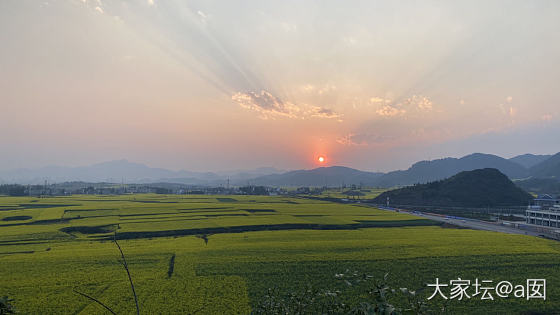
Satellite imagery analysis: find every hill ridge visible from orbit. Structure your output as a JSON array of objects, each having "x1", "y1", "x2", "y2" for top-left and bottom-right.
[{"x1": 372, "y1": 168, "x2": 533, "y2": 207}]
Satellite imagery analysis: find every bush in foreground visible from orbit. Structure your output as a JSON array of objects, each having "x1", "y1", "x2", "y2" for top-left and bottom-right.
[{"x1": 0, "y1": 296, "x2": 16, "y2": 314}]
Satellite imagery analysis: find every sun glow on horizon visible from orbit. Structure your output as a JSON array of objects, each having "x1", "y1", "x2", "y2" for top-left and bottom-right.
[{"x1": 1, "y1": 1, "x2": 559, "y2": 172}]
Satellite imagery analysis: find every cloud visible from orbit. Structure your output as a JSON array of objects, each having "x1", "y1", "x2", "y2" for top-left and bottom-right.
[
  {"x1": 404, "y1": 95, "x2": 433, "y2": 111},
  {"x1": 300, "y1": 84, "x2": 336, "y2": 95},
  {"x1": 308, "y1": 106, "x2": 342, "y2": 120},
  {"x1": 342, "y1": 94, "x2": 442, "y2": 147},
  {"x1": 498, "y1": 104, "x2": 506, "y2": 115},
  {"x1": 336, "y1": 133, "x2": 393, "y2": 146},
  {"x1": 371, "y1": 94, "x2": 432, "y2": 117},
  {"x1": 317, "y1": 85, "x2": 336, "y2": 95},
  {"x1": 498, "y1": 103, "x2": 518, "y2": 125},
  {"x1": 232, "y1": 90, "x2": 341, "y2": 120},
  {"x1": 376, "y1": 105, "x2": 406, "y2": 117},
  {"x1": 509, "y1": 107, "x2": 517, "y2": 117},
  {"x1": 301, "y1": 84, "x2": 315, "y2": 92},
  {"x1": 197, "y1": 10, "x2": 208, "y2": 24},
  {"x1": 369, "y1": 97, "x2": 390, "y2": 104},
  {"x1": 147, "y1": 0, "x2": 154, "y2": 6},
  {"x1": 336, "y1": 134, "x2": 366, "y2": 146},
  {"x1": 233, "y1": 90, "x2": 294, "y2": 118},
  {"x1": 79, "y1": 0, "x2": 103, "y2": 13}
]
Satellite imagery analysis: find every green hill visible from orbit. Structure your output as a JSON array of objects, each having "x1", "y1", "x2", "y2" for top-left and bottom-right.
[{"x1": 372, "y1": 168, "x2": 533, "y2": 207}]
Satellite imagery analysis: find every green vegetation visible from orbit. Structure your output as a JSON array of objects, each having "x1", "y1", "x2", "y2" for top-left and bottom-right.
[
  {"x1": 0, "y1": 296, "x2": 16, "y2": 314},
  {"x1": 1, "y1": 194, "x2": 558, "y2": 314},
  {"x1": 373, "y1": 168, "x2": 534, "y2": 207},
  {"x1": 0, "y1": 185, "x2": 26, "y2": 197},
  {"x1": 252, "y1": 272, "x2": 448, "y2": 314},
  {"x1": 318, "y1": 187, "x2": 387, "y2": 200}
]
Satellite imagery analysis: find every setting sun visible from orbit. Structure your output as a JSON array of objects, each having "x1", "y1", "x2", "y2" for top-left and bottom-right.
[{"x1": 2, "y1": 2, "x2": 560, "y2": 313}]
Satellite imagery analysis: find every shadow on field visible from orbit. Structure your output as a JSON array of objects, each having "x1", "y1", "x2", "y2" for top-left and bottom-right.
[
  {"x1": 2, "y1": 215, "x2": 32, "y2": 221},
  {"x1": 71, "y1": 219, "x2": 441, "y2": 240},
  {"x1": 60, "y1": 225, "x2": 115, "y2": 234}
]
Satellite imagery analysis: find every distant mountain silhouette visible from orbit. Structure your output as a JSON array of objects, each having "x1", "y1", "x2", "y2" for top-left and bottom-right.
[
  {"x1": 0, "y1": 160, "x2": 284, "y2": 185},
  {"x1": 510, "y1": 154, "x2": 552, "y2": 168},
  {"x1": 530, "y1": 152, "x2": 560, "y2": 179},
  {"x1": 3, "y1": 152, "x2": 559, "y2": 187},
  {"x1": 517, "y1": 152, "x2": 560, "y2": 195},
  {"x1": 373, "y1": 153, "x2": 529, "y2": 187},
  {"x1": 251, "y1": 153, "x2": 556, "y2": 188},
  {"x1": 373, "y1": 168, "x2": 533, "y2": 207},
  {"x1": 248, "y1": 166, "x2": 383, "y2": 187}
]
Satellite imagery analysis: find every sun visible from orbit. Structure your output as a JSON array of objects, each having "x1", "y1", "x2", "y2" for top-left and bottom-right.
[{"x1": 318, "y1": 156, "x2": 325, "y2": 163}]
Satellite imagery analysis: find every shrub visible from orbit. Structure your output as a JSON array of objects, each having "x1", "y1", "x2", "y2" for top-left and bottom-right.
[
  {"x1": 0, "y1": 296, "x2": 16, "y2": 314},
  {"x1": 253, "y1": 272, "x2": 448, "y2": 314}
]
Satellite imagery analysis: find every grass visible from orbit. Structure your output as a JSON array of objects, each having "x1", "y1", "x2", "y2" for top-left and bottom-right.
[{"x1": 0, "y1": 194, "x2": 559, "y2": 314}]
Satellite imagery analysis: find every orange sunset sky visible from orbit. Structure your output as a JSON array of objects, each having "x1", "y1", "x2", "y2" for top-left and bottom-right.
[{"x1": 1, "y1": 0, "x2": 559, "y2": 172}]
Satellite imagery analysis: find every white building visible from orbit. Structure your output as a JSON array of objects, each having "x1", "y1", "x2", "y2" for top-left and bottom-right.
[{"x1": 526, "y1": 194, "x2": 560, "y2": 227}]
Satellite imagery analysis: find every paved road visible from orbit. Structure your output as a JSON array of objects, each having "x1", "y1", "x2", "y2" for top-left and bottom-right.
[
  {"x1": 417, "y1": 212, "x2": 541, "y2": 237},
  {"x1": 372, "y1": 206, "x2": 543, "y2": 238}
]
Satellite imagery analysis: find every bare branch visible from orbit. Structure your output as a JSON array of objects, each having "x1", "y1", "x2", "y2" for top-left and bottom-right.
[
  {"x1": 114, "y1": 231, "x2": 140, "y2": 315},
  {"x1": 73, "y1": 288, "x2": 117, "y2": 315}
]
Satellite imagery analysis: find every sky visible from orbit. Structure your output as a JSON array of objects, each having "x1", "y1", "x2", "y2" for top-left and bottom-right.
[{"x1": 1, "y1": 0, "x2": 559, "y2": 172}]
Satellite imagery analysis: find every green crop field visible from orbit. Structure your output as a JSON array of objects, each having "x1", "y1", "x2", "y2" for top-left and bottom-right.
[
  {"x1": 317, "y1": 187, "x2": 387, "y2": 199},
  {"x1": 1, "y1": 194, "x2": 559, "y2": 314}
]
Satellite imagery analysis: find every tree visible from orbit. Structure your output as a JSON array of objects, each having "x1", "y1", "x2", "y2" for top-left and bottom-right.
[{"x1": 0, "y1": 185, "x2": 26, "y2": 196}]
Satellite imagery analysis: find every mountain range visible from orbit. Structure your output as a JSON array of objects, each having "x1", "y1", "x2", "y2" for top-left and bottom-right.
[
  {"x1": 1, "y1": 152, "x2": 559, "y2": 188},
  {"x1": 371, "y1": 153, "x2": 529, "y2": 187},
  {"x1": 249, "y1": 166, "x2": 383, "y2": 187},
  {"x1": 0, "y1": 160, "x2": 284, "y2": 186},
  {"x1": 248, "y1": 152, "x2": 559, "y2": 188},
  {"x1": 528, "y1": 152, "x2": 560, "y2": 179},
  {"x1": 509, "y1": 154, "x2": 552, "y2": 168}
]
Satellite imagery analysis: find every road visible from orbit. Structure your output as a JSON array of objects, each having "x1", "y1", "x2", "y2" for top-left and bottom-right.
[{"x1": 371, "y1": 206, "x2": 543, "y2": 238}]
